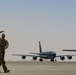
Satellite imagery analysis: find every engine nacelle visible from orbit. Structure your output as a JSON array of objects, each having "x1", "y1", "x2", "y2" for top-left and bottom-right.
[
  {"x1": 60, "y1": 56, "x2": 65, "y2": 60},
  {"x1": 22, "y1": 56, "x2": 26, "y2": 59},
  {"x1": 67, "y1": 56, "x2": 72, "y2": 60},
  {"x1": 33, "y1": 56, "x2": 37, "y2": 60},
  {"x1": 39, "y1": 58, "x2": 43, "y2": 62}
]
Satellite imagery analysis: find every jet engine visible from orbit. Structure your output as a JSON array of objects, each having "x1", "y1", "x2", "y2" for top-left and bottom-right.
[
  {"x1": 33, "y1": 56, "x2": 37, "y2": 60},
  {"x1": 67, "y1": 56, "x2": 72, "y2": 60},
  {"x1": 39, "y1": 58, "x2": 43, "y2": 62},
  {"x1": 60, "y1": 56, "x2": 65, "y2": 60},
  {"x1": 22, "y1": 56, "x2": 26, "y2": 59}
]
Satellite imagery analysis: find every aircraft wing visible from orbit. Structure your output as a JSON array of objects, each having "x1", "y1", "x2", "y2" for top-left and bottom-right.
[
  {"x1": 63, "y1": 49, "x2": 76, "y2": 52},
  {"x1": 29, "y1": 52, "x2": 48, "y2": 58},
  {"x1": 12, "y1": 54, "x2": 47, "y2": 58},
  {"x1": 12, "y1": 54, "x2": 35, "y2": 57},
  {"x1": 56, "y1": 54, "x2": 75, "y2": 57},
  {"x1": 34, "y1": 55, "x2": 47, "y2": 58},
  {"x1": 0, "y1": 31, "x2": 4, "y2": 33}
]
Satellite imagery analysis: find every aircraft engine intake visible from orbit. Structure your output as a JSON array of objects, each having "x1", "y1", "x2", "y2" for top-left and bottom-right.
[
  {"x1": 22, "y1": 56, "x2": 26, "y2": 59},
  {"x1": 60, "y1": 56, "x2": 65, "y2": 60},
  {"x1": 67, "y1": 56, "x2": 72, "y2": 60},
  {"x1": 39, "y1": 58, "x2": 43, "y2": 62},
  {"x1": 33, "y1": 56, "x2": 37, "y2": 60}
]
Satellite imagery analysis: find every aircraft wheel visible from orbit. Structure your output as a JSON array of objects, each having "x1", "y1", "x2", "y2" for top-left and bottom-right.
[{"x1": 50, "y1": 58, "x2": 54, "y2": 62}]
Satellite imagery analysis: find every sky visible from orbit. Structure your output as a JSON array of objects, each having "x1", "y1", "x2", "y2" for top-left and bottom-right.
[{"x1": 0, "y1": 0, "x2": 76, "y2": 61}]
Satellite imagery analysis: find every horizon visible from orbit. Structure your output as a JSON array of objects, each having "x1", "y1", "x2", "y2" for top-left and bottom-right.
[{"x1": 0, "y1": 0, "x2": 76, "y2": 61}]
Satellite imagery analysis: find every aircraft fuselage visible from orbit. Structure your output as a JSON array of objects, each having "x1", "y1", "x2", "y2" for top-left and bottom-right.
[{"x1": 38, "y1": 51, "x2": 56, "y2": 59}]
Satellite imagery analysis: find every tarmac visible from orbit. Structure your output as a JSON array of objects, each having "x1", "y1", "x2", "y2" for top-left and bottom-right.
[{"x1": 0, "y1": 61, "x2": 76, "y2": 75}]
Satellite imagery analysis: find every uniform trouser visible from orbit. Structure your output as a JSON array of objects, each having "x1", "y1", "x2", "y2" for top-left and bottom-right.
[{"x1": 0, "y1": 52, "x2": 7, "y2": 72}]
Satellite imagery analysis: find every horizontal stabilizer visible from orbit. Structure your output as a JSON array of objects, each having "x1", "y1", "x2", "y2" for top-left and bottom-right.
[{"x1": 29, "y1": 52, "x2": 39, "y2": 54}]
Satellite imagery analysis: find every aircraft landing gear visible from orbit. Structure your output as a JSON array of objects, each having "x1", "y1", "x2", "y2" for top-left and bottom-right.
[{"x1": 50, "y1": 58, "x2": 54, "y2": 62}]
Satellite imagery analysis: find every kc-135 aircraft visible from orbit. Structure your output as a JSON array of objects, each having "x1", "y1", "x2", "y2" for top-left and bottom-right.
[
  {"x1": 63, "y1": 49, "x2": 76, "y2": 52},
  {"x1": 12, "y1": 41, "x2": 75, "y2": 62}
]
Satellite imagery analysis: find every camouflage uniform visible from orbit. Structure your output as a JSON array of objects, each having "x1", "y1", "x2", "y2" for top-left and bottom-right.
[{"x1": 0, "y1": 37, "x2": 9, "y2": 72}]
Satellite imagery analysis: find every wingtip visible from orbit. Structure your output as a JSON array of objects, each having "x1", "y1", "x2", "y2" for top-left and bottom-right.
[{"x1": 0, "y1": 31, "x2": 4, "y2": 33}]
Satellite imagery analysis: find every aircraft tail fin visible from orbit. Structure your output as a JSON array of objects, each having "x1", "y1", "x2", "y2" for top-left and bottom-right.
[{"x1": 39, "y1": 41, "x2": 42, "y2": 53}]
